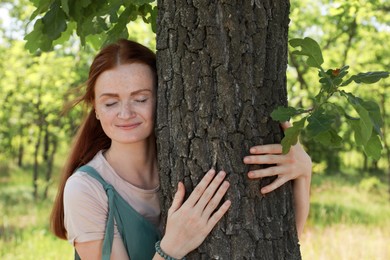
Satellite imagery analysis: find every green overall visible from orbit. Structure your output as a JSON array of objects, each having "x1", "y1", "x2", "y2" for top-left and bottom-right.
[{"x1": 74, "y1": 165, "x2": 161, "y2": 260}]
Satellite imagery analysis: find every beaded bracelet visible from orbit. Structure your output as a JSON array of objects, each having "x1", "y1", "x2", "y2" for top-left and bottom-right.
[{"x1": 155, "y1": 240, "x2": 186, "y2": 260}]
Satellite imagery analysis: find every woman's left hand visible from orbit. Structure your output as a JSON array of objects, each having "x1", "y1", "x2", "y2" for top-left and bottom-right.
[{"x1": 243, "y1": 122, "x2": 312, "y2": 194}]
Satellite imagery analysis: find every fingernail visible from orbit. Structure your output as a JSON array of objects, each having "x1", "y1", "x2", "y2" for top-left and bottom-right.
[
  {"x1": 218, "y1": 171, "x2": 226, "y2": 177},
  {"x1": 208, "y1": 169, "x2": 216, "y2": 176},
  {"x1": 248, "y1": 172, "x2": 255, "y2": 178}
]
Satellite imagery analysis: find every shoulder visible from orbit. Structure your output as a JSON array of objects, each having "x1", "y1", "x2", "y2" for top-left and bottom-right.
[
  {"x1": 64, "y1": 169, "x2": 108, "y2": 213},
  {"x1": 64, "y1": 150, "x2": 107, "y2": 198},
  {"x1": 64, "y1": 171, "x2": 109, "y2": 244}
]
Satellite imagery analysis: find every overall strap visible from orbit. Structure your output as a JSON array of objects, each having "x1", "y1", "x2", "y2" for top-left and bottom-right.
[
  {"x1": 77, "y1": 165, "x2": 115, "y2": 260},
  {"x1": 75, "y1": 165, "x2": 161, "y2": 259}
]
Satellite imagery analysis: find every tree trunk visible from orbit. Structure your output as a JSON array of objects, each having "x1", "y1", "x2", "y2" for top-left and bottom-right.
[
  {"x1": 43, "y1": 134, "x2": 58, "y2": 199},
  {"x1": 156, "y1": 0, "x2": 300, "y2": 259},
  {"x1": 17, "y1": 132, "x2": 24, "y2": 167},
  {"x1": 33, "y1": 82, "x2": 43, "y2": 200},
  {"x1": 33, "y1": 116, "x2": 43, "y2": 199}
]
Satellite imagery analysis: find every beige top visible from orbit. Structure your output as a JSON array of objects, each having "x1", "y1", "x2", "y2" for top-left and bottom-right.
[{"x1": 63, "y1": 150, "x2": 161, "y2": 245}]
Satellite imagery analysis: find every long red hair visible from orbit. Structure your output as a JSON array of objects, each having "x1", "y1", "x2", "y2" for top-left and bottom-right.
[{"x1": 50, "y1": 39, "x2": 157, "y2": 239}]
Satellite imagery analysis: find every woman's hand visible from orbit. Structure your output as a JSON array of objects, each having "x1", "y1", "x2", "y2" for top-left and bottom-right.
[
  {"x1": 158, "y1": 169, "x2": 231, "y2": 259},
  {"x1": 243, "y1": 122, "x2": 312, "y2": 194},
  {"x1": 243, "y1": 121, "x2": 312, "y2": 237}
]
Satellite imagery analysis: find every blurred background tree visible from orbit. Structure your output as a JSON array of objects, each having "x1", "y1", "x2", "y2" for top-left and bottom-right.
[
  {"x1": 2, "y1": 0, "x2": 387, "y2": 195},
  {"x1": 287, "y1": 0, "x2": 389, "y2": 176}
]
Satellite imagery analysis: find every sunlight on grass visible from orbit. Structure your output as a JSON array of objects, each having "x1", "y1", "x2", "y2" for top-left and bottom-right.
[
  {"x1": 301, "y1": 225, "x2": 390, "y2": 260},
  {"x1": 300, "y1": 173, "x2": 390, "y2": 259},
  {"x1": 1, "y1": 229, "x2": 73, "y2": 260},
  {"x1": 1, "y1": 161, "x2": 389, "y2": 259}
]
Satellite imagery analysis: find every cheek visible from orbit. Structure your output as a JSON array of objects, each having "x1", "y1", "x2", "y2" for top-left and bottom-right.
[{"x1": 96, "y1": 107, "x2": 117, "y2": 122}]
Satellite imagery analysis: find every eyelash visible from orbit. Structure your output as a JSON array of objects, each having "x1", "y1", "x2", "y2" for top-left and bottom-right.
[
  {"x1": 105, "y1": 98, "x2": 147, "y2": 107},
  {"x1": 105, "y1": 102, "x2": 117, "y2": 107}
]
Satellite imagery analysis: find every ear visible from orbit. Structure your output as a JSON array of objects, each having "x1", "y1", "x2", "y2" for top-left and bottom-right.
[{"x1": 95, "y1": 109, "x2": 100, "y2": 120}]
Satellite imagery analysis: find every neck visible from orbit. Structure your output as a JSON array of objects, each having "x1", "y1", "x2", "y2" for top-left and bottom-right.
[{"x1": 105, "y1": 136, "x2": 158, "y2": 189}]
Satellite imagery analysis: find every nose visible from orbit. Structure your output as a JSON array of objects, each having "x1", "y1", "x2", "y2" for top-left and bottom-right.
[{"x1": 117, "y1": 103, "x2": 136, "y2": 119}]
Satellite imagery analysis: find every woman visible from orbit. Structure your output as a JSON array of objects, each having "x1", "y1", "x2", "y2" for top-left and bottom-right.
[{"x1": 50, "y1": 39, "x2": 311, "y2": 259}]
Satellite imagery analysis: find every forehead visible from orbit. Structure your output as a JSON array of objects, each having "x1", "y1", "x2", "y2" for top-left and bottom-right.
[{"x1": 95, "y1": 63, "x2": 155, "y2": 94}]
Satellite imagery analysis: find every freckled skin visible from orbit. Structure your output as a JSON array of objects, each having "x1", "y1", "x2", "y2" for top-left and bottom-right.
[{"x1": 94, "y1": 63, "x2": 157, "y2": 146}]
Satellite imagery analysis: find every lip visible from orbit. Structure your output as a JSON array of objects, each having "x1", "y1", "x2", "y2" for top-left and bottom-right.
[{"x1": 116, "y1": 122, "x2": 142, "y2": 129}]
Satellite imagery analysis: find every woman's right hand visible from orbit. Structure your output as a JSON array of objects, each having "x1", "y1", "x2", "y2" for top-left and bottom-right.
[{"x1": 159, "y1": 169, "x2": 231, "y2": 259}]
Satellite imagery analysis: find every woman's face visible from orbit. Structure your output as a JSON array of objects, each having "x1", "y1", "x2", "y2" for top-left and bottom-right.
[{"x1": 94, "y1": 63, "x2": 156, "y2": 146}]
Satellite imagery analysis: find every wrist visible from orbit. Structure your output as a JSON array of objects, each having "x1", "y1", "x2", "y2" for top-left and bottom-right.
[{"x1": 156, "y1": 240, "x2": 186, "y2": 260}]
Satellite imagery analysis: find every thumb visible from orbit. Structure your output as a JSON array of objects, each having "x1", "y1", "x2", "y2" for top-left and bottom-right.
[{"x1": 168, "y1": 182, "x2": 185, "y2": 214}]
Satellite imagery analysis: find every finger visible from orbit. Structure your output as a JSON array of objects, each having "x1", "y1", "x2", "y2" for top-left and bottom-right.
[
  {"x1": 280, "y1": 121, "x2": 292, "y2": 130},
  {"x1": 280, "y1": 122, "x2": 304, "y2": 146},
  {"x1": 185, "y1": 169, "x2": 216, "y2": 207},
  {"x1": 168, "y1": 182, "x2": 185, "y2": 215},
  {"x1": 248, "y1": 144, "x2": 283, "y2": 155},
  {"x1": 202, "y1": 180, "x2": 230, "y2": 217},
  {"x1": 206, "y1": 200, "x2": 231, "y2": 231},
  {"x1": 195, "y1": 171, "x2": 227, "y2": 211},
  {"x1": 244, "y1": 154, "x2": 287, "y2": 165},
  {"x1": 247, "y1": 165, "x2": 289, "y2": 179},
  {"x1": 260, "y1": 177, "x2": 289, "y2": 194}
]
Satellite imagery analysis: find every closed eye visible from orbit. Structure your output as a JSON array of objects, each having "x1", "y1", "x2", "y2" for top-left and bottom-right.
[
  {"x1": 135, "y1": 98, "x2": 148, "y2": 103},
  {"x1": 105, "y1": 102, "x2": 117, "y2": 107}
]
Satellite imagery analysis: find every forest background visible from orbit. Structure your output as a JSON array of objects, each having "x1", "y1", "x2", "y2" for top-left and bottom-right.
[{"x1": 0, "y1": 0, "x2": 389, "y2": 259}]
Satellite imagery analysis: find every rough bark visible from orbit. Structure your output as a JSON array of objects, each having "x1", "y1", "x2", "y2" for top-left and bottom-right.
[{"x1": 156, "y1": 0, "x2": 300, "y2": 259}]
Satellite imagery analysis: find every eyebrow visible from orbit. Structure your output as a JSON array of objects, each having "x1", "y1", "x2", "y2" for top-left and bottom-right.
[{"x1": 98, "y1": 88, "x2": 152, "y2": 98}]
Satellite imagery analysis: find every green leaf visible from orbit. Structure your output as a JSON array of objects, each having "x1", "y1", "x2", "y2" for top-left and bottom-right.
[
  {"x1": 306, "y1": 110, "x2": 334, "y2": 137},
  {"x1": 124, "y1": 0, "x2": 155, "y2": 4},
  {"x1": 289, "y1": 37, "x2": 324, "y2": 69},
  {"x1": 85, "y1": 33, "x2": 107, "y2": 50},
  {"x1": 79, "y1": 0, "x2": 92, "y2": 8},
  {"x1": 313, "y1": 129, "x2": 342, "y2": 147},
  {"x1": 343, "y1": 92, "x2": 373, "y2": 145},
  {"x1": 61, "y1": 0, "x2": 70, "y2": 16},
  {"x1": 306, "y1": 109, "x2": 342, "y2": 147},
  {"x1": 355, "y1": 104, "x2": 373, "y2": 145},
  {"x1": 319, "y1": 76, "x2": 332, "y2": 91},
  {"x1": 24, "y1": 19, "x2": 53, "y2": 52},
  {"x1": 29, "y1": 0, "x2": 52, "y2": 20},
  {"x1": 109, "y1": 9, "x2": 119, "y2": 23},
  {"x1": 349, "y1": 119, "x2": 367, "y2": 146},
  {"x1": 363, "y1": 134, "x2": 382, "y2": 160},
  {"x1": 52, "y1": 21, "x2": 76, "y2": 46},
  {"x1": 281, "y1": 117, "x2": 307, "y2": 154},
  {"x1": 150, "y1": 6, "x2": 157, "y2": 32},
  {"x1": 271, "y1": 106, "x2": 303, "y2": 122},
  {"x1": 341, "y1": 71, "x2": 389, "y2": 86},
  {"x1": 42, "y1": 1, "x2": 67, "y2": 40},
  {"x1": 105, "y1": 5, "x2": 137, "y2": 42},
  {"x1": 362, "y1": 101, "x2": 383, "y2": 136}
]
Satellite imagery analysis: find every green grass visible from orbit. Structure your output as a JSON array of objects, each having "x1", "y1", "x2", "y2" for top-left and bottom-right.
[
  {"x1": 1, "y1": 162, "x2": 389, "y2": 259},
  {"x1": 0, "y1": 197, "x2": 74, "y2": 259},
  {"x1": 0, "y1": 163, "x2": 73, "y2": 259},
  {"x1": 301, "y1": 173, "x2": 390, "y2": 260},
  {"x1": 308, "y1": 173, "x2": 390, "y2": 226}
]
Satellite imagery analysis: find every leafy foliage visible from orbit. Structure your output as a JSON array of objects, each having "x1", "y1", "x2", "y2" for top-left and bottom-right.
[
  {"x1": 24, "y1": 0, "x2": 156, "y2": 52},
  {"x1": 272, "y1": 37, "x2": 388, "y2": 160},
  {"x1": 10, "y1": 0, "x2": 390, "y2": 172}
]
